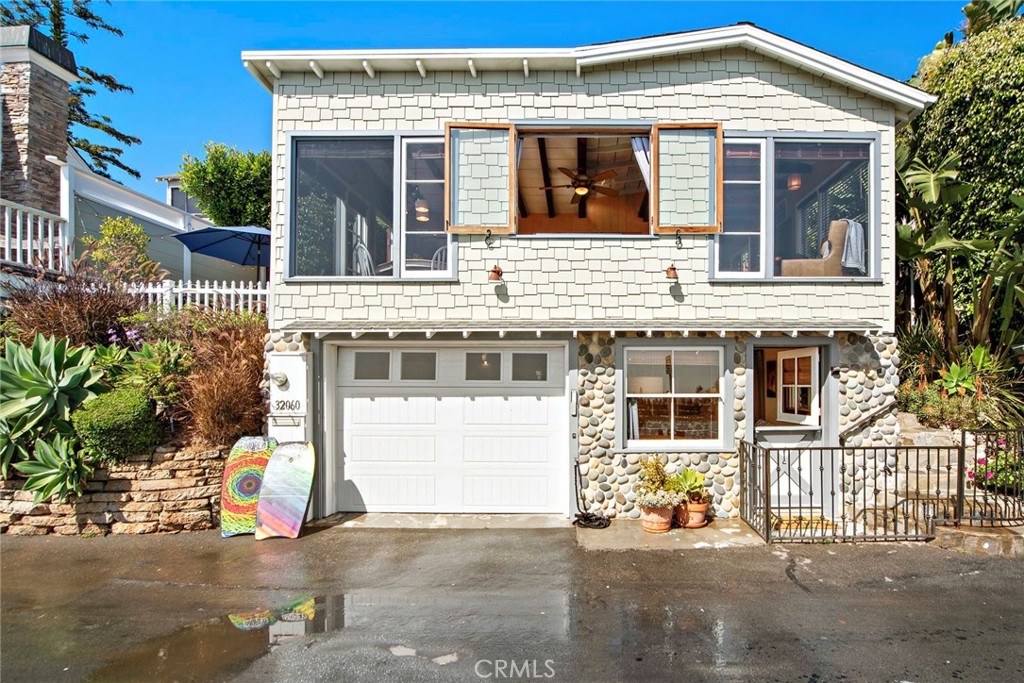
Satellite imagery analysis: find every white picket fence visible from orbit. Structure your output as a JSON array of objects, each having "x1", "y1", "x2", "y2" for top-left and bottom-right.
[{"x1": 130, "y1": 279, "x2": 268, "y2": 314}]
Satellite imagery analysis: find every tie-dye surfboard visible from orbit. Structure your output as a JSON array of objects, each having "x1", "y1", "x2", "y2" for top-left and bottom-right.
[
  {"x1": 220, "y1": 436, "x2": 278, "y2": 537},
  {"x1": 254, "y1": 442, "x2": 315, "y2": 540}
]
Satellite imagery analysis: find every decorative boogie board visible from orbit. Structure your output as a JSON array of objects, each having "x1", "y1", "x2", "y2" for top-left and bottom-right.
[
  {"x1": 255, "y1": 442, "x2": 315, "y2": 540},
  {"x1": 220, "y1": 436, "x2": 278, "y2": 537}
]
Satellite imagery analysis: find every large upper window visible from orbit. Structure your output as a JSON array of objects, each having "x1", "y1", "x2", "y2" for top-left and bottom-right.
[
  {"x1": 624, "y1": 348, "x2": 725, "y2": 449},
  {"x1": 290, "y1": 137, "x2": 450, "y2": 278},
  {"x1": 714, "y1": 138, "x2": 874, "y2": 279}
]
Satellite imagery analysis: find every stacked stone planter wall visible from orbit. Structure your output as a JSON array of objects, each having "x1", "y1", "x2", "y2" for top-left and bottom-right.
[{"x1": 0, "y1": 446, "x2": 228, "y2": 536}]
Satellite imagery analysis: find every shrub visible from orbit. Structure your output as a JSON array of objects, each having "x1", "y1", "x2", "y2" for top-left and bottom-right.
[
  {"x1": 82, "y1": 216, "x2": 167, "y2": 283},
  {"x1": 122, "y1": 341, "x2": 193, "y2": 413},
  {"x1": 1, "y1": 268, "x2": 146, "y2": 347},
  {"x1": 970, "y1": 437, "x2": 1022, "y2": 490},
  {"x1": 0, "y1": 335, "x2": 103, "y2": 476},
  {"x1": 634, "y1": 458, "x2": 669, "y2": 496},
  {"x1": 898, "y1": 383, "x2": 982, "y2": 430},
  {"x1": 72, "y1": 386, "x2": 160, "y2": 463},
  {"x1": 183, "y1": 311, "x2": 267, "y2": 447},
  {"x1": 13, "y1": 434, "x2": 91, "y2": 503}
]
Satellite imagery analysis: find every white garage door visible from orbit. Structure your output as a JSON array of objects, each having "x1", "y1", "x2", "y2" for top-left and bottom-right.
[{"x1": 335, "y1": 344, "x2": 569, "y2": 513}]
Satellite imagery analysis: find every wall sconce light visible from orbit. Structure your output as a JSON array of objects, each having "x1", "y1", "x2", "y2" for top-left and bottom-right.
[
  {"x1": 269, "y1": 372, "x2": 288, "y2": 387},
  {"x1": 488, "y1": 265, "x2": 504, "y2": 282},
  {"x1": 787, "y1": 173, "x2": 802, "y2": 191},
  {"x1": 665, "y1": 264, "x2": 678, "y2": 280}
]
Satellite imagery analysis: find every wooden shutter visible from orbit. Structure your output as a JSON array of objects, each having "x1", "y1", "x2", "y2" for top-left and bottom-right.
[
  {"x1": 445, "y1": 122, "x2": 517, "y2": 235},
  {"x1": 651, "y1": 122, "x2": 723, "y2": 234}
]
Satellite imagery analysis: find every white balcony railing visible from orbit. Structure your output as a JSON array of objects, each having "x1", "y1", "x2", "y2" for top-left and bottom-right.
[{"x1": 0, "y1": 199, "x2": 70, "y2": 273}]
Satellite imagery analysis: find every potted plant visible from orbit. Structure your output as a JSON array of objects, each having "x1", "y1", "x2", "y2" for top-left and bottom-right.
[
  {"x1": 667, "y1": 469, "x2": 711, "y2": 528},
  {"x1": 634, "y1": 458, "x2": 680, "y2": 534}
]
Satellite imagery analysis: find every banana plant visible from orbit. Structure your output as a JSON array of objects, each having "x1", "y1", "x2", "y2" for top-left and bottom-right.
[{"x1": 13, "y1": 435, "x2": 91, "y2": 503}]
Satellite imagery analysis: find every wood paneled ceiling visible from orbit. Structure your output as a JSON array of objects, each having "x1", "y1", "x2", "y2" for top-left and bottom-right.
[{"x1": 518, "y1": 135, "x2": 646, "y2": 216}]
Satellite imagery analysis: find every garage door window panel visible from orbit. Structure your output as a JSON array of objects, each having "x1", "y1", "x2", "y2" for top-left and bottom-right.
[
  {"x1": 400, "y1": 352, "x2": 437, "y2": 381},
  {"x1": 353, "y1": 351, "x2": 391, "y2": 381},
  {"x1": 465, "y1": 352, "x2": 502, "y2": 381},
  {"x1": 512, "y1": 353, "x2": 548, "y2": 382}
]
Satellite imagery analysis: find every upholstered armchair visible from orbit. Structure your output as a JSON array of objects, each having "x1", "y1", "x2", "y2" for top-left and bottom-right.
[{"x1": 780, "y1": 220, "x2": 848, "y2": 277}]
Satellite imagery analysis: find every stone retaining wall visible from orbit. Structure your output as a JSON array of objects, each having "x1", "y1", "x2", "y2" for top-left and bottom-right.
[{"x1": 0, "y1": 446, "x2": 228, "y2": 536}]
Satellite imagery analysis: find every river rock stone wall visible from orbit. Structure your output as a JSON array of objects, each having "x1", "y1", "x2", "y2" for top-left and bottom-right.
[
  {"x1": 0, "y1": 446, "x2": 228, "y2": 536},
  {"x1": 837, "y1": 333, "x2": 901, "y2": 505},
  {"x1": 576, "y1": 332, "x2": 744, "y2": 520}
]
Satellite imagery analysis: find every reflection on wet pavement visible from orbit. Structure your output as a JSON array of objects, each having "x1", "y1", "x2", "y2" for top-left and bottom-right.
[{"x1": 86, "y1": 595, "x2": 346, "y2": 682}]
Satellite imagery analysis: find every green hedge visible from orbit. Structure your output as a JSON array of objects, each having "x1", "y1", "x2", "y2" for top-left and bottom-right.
[{"x1": 71, "y1": 386, "x2": 161, "y2": 463}]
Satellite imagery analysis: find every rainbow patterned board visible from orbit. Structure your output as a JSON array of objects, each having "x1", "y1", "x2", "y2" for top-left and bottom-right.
[
  {"x1": 220, "y1": 436, "x2": 278, "y2": 537},
  {"x1": 255, "y1": 442, "x2": 315, "y2": 540}
]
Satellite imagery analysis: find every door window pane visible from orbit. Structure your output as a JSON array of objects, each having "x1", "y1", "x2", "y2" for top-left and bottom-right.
[
  {"x1": 465, "y1": 352, "x2": 501, "y2": 381},
  {"x1": 400, "y1": 352, "x2": 436, "y2": 381},
  {"x1": 354, "y1": 351, "x2": 390, "y2": 380},
  {"x1": 292, "y1": 138, "x2": 394, "y2": 277},
  {"x1": 512, "y1": 353, "x2": 547, "y2": 381}
]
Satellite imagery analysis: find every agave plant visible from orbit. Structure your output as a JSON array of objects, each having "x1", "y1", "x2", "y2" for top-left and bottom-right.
[
  {"x1": 13, "y1": 435, "x2": 91, "y2": 503},
  {"x1": 0, "y1": 334, "x2": 102, "y2": 475}
]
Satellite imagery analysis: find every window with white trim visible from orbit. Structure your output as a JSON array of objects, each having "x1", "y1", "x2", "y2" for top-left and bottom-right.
[
  {"x1": 715, "y1": 140, "x2": 765, "y2": 276},
  {"x1": 776, "y1": 347, "x2": 819, "y2": 425},
  {"x1": 289, "y1": 136, "x2": 452, "y2": 278},
  {"x1": 624, "y1": 348, "x2": 725, "y2": 448}
]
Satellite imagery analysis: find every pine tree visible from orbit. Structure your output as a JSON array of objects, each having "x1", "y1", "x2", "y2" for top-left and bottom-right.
[{"x1": 1, "y1": 0, "x2": 141, "y2": 179}]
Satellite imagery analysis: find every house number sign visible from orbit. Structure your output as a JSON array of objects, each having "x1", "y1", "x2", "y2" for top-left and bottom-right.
[{"x1": 267, "y1": 352, "x2": 309, "y2": 417}]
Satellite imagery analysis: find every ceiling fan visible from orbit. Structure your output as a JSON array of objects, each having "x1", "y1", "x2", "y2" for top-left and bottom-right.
[{"x1": 541, "y1": 167, "x2": 619, "y2": 204}]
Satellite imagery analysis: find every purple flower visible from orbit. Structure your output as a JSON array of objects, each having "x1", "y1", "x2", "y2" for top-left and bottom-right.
[
  {"x1": 967, "y1": 470, "x2": 975, "y2": 480},
  {"x1": 976, "y1": 457, "x2": 987, "y2": 466},
  {"x1": 986, "y1": 471, "x2": 995, "y2": 480}
]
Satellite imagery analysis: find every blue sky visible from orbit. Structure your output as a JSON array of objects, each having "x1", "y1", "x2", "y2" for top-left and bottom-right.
[{"x1": 76, "y1": 1, "x2": 966, "y2": 199}]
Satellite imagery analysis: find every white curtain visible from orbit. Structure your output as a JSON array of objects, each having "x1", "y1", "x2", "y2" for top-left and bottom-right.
[
  {"x1": 627, "y1": 398, "x2": 639, "y2": 440},
  {"x1": 631, "y1": 137, "x2": 651, "y2": 190}
]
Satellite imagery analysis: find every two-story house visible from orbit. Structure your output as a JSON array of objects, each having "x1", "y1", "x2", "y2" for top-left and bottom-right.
[{"x1": 245, "y1": 24, "x2": 934, "y2": 522}]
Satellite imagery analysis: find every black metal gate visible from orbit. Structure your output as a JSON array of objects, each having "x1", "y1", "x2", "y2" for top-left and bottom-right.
[{"x1": 739, "y1": 429, "x2": 1024, "y2": 543}]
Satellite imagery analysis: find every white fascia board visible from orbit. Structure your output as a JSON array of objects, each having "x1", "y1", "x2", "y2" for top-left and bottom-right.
[
  {"x1": 240, "y1": 24, "x2": 934, "y2": 114},
  {"x1": 72, "y1": 168, "x2": 213, "y2": 232},
  {"x1": 575, "y1": 25, "x2": 935, "y2": 113}
]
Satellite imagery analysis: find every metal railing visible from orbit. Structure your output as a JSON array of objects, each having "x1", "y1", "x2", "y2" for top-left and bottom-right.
[
  {"x1": 959, "y1": 429, "x2": 1024, "y2": 527},
  {"x1": 0, "y1": 199, "x2": 70, "y2": 274},
  {"x1": 741, "y1": 441, "x2": 963, "y2": 542}
]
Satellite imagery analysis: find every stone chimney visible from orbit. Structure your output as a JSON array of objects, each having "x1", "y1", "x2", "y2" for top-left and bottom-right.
[{"x1": 0, "y1": 26, "x2": 78, "y2": 214}]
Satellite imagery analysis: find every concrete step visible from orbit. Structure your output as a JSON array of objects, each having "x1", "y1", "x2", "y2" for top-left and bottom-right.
[{"x1": 930, "y1": 525, "x2": 1024, "y2": 557}]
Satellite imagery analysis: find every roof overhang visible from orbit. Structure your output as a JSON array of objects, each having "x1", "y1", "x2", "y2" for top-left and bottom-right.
[
  {"x1": 279, "y1": 319, "x2": 889, "y2": 339},
  {"x1": 242, "y1": 23, "x2": 934, "y2": 120}
]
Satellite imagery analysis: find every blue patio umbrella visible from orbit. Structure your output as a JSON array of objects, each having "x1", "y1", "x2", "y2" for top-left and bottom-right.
[{"x1": 173, "y1": 226, "x2": 271, "y2": 277}]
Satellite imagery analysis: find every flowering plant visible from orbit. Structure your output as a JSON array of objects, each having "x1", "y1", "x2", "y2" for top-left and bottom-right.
[
  {"x1": 635, "y1": 489, "x2": 681, "y2": 509},
  {"x1": 969, "y1": 438, "x2": 1021, "y2": 490}
]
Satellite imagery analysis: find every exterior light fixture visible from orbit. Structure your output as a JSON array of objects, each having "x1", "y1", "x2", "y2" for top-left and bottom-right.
[
  {"x1": 488, "y1": 265, "x2": 504, "y2": 282},
  {"x1": 665, "y1": 264, "x2": 678, "y2": 280},
  {"x1": 787, "y1": 173, "x2": 802, "y2": 191}
]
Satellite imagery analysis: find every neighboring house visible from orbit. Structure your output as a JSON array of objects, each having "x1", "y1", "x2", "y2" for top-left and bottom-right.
[
  {"x1": 0, "y1": 25, "x2": 257, "y2": 284},
  {"x1": 245, "y1": 23, "x2": 934, "y2": 520},
  {"x1": 155, "y1": 173, "x2": 205, "y2": 217}
]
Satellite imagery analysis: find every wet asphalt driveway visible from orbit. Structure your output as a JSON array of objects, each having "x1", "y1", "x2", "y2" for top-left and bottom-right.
[{"x1": 2, "y1": 526, "x2": 1022, "y2": 682}]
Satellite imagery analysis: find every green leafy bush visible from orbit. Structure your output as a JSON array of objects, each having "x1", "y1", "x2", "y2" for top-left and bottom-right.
[
  {"x1": 71, "y1": 386, "x2": 160, "y2": 463},
  {"x1": 122, "y1": 341, "x2": 193, "y2": 411},
  {"x1": 0, "y1": 335, "x2": 103, "y2": 476},
  {"x1": 970, "y1": 436, "x2": 1022, "y2": 490},
  {"x1": 13, "y1": 435, "x2": 91, "y2": 503}
]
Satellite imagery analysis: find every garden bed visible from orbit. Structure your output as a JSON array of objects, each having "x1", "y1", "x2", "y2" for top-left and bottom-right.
[{"x1": 0, "y1": 444, "x2": 228, "y2": 535}]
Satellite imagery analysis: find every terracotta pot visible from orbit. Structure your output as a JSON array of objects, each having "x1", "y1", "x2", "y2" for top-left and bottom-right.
[
  {"x1": 674, "y1": 504, "x2": 688, "y2": 528},
  {"x1": 639, "y1": 505, "x2": 673, "y2": 533},
  {"x1": 684, "y1": 501, "x2": 710, "y2": 528}
]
